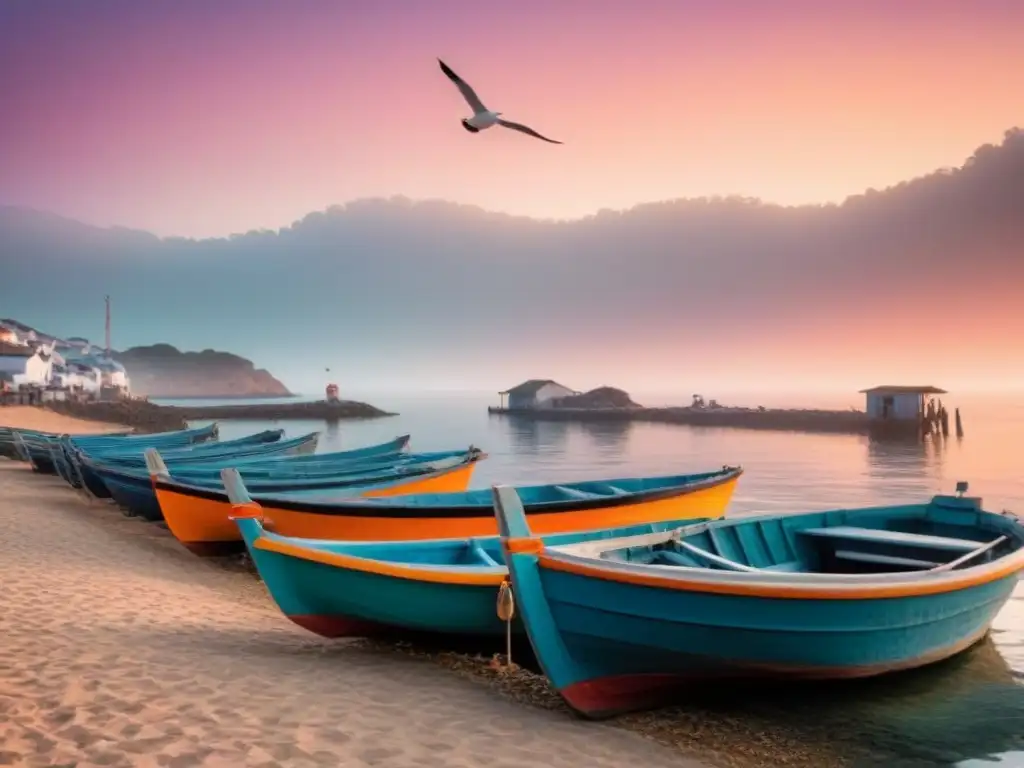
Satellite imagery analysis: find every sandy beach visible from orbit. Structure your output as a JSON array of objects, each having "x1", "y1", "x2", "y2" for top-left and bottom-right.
[
  {"x1": 0, "y1": 408, "x2": 708, "y2": 768},
  {"x1": 0, "y1": 405, "x2": 130, "y2": 435}
]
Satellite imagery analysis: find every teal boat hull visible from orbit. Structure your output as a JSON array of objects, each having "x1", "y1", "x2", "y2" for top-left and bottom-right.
[
  {"x1": 234, "y1": 516, "x2": 708, "y2": 639},
  {"x1": 495, "y1": 489, "x2": 1024, "y2": 718}
]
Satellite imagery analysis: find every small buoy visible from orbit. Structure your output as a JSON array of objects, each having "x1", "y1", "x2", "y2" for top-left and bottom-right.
[{"x1": 496, "y1": 580, "x2": 516, "y2": 668}]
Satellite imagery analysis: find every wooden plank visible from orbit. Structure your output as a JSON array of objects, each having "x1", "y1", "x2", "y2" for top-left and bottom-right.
[
  {"x1": 553, "y1": 485, "x2": 603, "y2": 501},
  {"x1": 799, "y1": 526, "x2": 980, "y2": 552},
  {"x1": 834, "y1": 549, "x2": 939, "y2": 570},
  {"x1": 469, "y1": 540, "x2": 501, "y2": 567},
  {"x1": 929, "y1": 535, "x2": 1008, "y2": 573},
  {"x1": 673, "y1": 539, "x2": 760, "y2": 572}
]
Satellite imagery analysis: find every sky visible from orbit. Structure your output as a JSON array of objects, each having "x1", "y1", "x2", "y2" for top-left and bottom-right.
[{"x1": 2, "y1": 0, "x2": 1023, "y2": 238}]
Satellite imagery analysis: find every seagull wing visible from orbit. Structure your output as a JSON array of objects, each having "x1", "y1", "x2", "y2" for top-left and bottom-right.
[
  {"x1": 496, "y1": 118, "x2": 563, "y2": 144},
  {"x1": 438, "y1": 59, "x2": 487, "y2": 114}
]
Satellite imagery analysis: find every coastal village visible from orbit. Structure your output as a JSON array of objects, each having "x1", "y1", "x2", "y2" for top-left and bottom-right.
[{"x1": 0, "y1": 318, "x2": 131, "y2": 403}]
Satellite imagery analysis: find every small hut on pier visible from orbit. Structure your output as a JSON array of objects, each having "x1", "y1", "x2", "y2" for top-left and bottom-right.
[{"x1": 860, "y1": 385, "x2": 950, "y2": 434}]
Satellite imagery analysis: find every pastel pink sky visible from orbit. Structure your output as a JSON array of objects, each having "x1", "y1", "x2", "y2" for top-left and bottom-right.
[{"x1": 1, "y1": 0, "x2": 1022, "y2": 238}]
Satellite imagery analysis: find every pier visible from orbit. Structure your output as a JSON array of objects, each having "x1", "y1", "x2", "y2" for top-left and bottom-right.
[{"x1": 489, "y1": 382, "x2": 963, "y2": 436}]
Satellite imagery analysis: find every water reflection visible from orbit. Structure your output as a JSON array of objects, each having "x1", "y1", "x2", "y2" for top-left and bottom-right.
[
  {"x1": 864, "y1": 432, "x2": 947, "y2": 497},
  {"x1": 504, "y1": 415, "x2": 570, "y2": 455},
  {"x1": 575, "y1": 419, "x2": 633, "y2": 454},
  {"x1": 664, "y1": 637, "x2": 1024, "y2": 767}
]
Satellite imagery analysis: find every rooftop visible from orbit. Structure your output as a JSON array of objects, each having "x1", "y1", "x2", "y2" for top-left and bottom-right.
[
  {"x1": 500, "y1": 379, "x2": 571, "y2": 396},
  {"x1": 859, "y1": 385, "x2": 947, "y2": 395},
  {"x1": 0, "y1": 342, "x2": 34, "y2": 358}
]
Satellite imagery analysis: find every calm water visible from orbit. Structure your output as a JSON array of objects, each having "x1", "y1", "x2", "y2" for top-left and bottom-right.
[{"x1": 159, "y1": 391, "x2": 1024, "y2": 767}]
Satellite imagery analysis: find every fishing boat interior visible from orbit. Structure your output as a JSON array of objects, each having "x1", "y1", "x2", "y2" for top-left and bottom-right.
[
  {"x1": 554, "y1": 493, "x2": 1024, "y2": 576},
  {"x1": 260, "y1": 527, "x2": 510, "y2": 567},
  {"x1": 296, "y1": 468, "x2": 738, "y2": 509}
]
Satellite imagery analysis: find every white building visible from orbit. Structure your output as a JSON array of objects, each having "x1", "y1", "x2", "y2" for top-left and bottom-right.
[
  {"x1": 499, "y1": 379, "x2": 578, "y2": 409},
  {"x1": 99, "y1": 360, "x2": 130, "y2": 390},
  {"x1": 0, "y1": 342, "x2": 54, "y2": 389},
  {"x1": 861, "y1": 385, "x2": 947, "y2": 421}
]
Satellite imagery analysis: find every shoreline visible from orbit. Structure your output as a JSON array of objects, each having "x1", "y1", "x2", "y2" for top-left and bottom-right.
[
  {"x1": 1, "y1": 406, "x2": 1018, "y2": 767},
  {"x1": 0, "y1": 408, "x2": 713, "y2": 768}
]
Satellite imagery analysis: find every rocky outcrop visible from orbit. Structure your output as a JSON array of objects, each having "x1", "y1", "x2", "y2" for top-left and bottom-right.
[
  {"x1": 553, "y1": 387, "x2": 642, "y2": 409},
  {"x1": 46, "y1": 399, "x2": 188, "y2": 433},
  {"x1": 113, "y1": 344, "x2": 291, "y2": 398}
]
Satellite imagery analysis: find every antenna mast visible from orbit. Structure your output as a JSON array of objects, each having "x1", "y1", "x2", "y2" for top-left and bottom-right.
[{"x1": 105, "y1": 295, "x2": 111, "y2": 356}]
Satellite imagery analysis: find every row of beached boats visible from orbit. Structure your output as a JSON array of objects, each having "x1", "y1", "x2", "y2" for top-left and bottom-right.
[{"x1": 2, "y1": 422, "x2": 1023, "y2": 719}]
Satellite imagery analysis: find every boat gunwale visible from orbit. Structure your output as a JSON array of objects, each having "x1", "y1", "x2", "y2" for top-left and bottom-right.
[
  {"x1": 246, "y1": 520, "x2": 508, "y2": 585},
  {"x1": 528, "y1": 535, "x2": 1024, "y2": 599},
  {"x1": 75, "y1": 431, "x2": 320, "y2": 465},
  {"x1": 156, "y1": 465, "x2": 743, "y2": 519},
  {"x1": 151, "y1": 454, "x2": 485, "y2": 506},
  {"x1": 89, "y1": 444, "x2": 462, "y2": 482}
]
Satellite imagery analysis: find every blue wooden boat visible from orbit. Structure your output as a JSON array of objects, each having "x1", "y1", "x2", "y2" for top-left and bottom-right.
[
  {"x1": 18, "y1": 422, "x2": 219, "y2": 474},
  {"x1": 68, "y1": 430, "x2": 321, "y2": 499},
  {"x1": 75, "y1": 427, "x2": 285, "y2": 463},
  {"x1": 1, "y1": 426, "x2": 128, "y2": 460},
  {"x1": 221, "y1": 468, "x2": 710, "y2": 638},
  {"x1": 495, "y1": 482, "x2": 1024, "y2": 719},
  {"x1": 93, "y1": 445, "x2": 480, "y2": 520}
]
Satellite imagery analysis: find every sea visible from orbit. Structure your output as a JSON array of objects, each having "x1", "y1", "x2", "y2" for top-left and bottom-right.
[{"x1": 157, "y1": 390, "x2": 1024, "y2": 767}]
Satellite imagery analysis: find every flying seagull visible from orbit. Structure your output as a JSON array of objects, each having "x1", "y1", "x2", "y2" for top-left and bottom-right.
[{"x1": 437, "y1": 58, "x2": 562, "y2": 145}]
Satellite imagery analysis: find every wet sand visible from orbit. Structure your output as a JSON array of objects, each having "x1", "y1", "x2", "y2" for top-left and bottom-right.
[{"x1": 0, "y1": 456, "x2": 710, "y2": 767}]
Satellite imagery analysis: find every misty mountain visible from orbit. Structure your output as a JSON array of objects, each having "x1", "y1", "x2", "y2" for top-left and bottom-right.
[{"x1": 1, "y1": 129, "x2": 1022, "y2": 391}]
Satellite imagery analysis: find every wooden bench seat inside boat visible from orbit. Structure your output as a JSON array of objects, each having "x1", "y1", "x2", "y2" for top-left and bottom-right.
[
  {"x1": 833, "y1": 549, "x2": 941, "y2": 570},
  {"x1": 553, "y1": 486, "x2": 604, "y2": 500},
  {"x1": 798, "y1": 526, "x2": 981, "y2": 553},
  {"x1": 589, "y1": 484, "x2": 629, "y2": 496},
  {"x1": 468, "y1": 540, "x2": 501, "y2": 566}
]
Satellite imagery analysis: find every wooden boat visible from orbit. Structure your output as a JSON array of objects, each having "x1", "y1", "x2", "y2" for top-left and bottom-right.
[
  {"x1": 68, "y1": 433, "x2": 407, "y2": 498},
  {"x1": 74, "y1": 427, "x2": 287, "y2": 465},
  {"x1": 60, "y1": 427, "x2": 290, "y2": 490},
  {"x1": 148, "y1": 447, "x2": 489, "y2": 555},
  {"x1": 161, "y1": 462, "x2": 740, "y2": 556},
  {"x1": 2, "y1": 427, "x2": 133, "y2": 461},
  {"x1": 221, "y1": 468, "x2": 712, "y2": 638},
  {"x1": 68, "y1": 431, "x2": 320, "y2": 499},
  {"x1": 19, "y1": 422, "x2": 219, "y2": 474},
  {"x1": 96, "y1": 446, "x2": 483, "y2": 521},
  {"x1": 1, "y1": 426, "x2": 128, "y2": 460},
  {"x1": 495, "y1": 482, "x2": 1024, "y2": 719}
]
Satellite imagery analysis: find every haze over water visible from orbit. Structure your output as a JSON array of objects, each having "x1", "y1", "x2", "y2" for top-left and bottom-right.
[{"x1": 161, "y1": 390, "x2": 1024, "y2": 767}]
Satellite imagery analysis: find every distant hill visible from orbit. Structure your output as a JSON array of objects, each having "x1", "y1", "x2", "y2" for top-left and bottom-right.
[
  {"x1": 112, "y1": 344, "x2": 291, "y2": 398},
  {"x1": 0, "y1": 317, "x2": 290, "y2": 397},
  {"x1": 2, "y1": 128, "x2": 1023, "y2": 388}
]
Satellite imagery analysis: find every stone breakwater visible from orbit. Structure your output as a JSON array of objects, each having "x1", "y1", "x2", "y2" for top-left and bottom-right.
[{"x1": 46, "y1": 399, "x2": 395, "y2": 433}]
